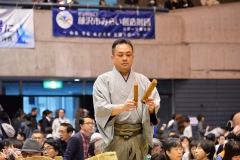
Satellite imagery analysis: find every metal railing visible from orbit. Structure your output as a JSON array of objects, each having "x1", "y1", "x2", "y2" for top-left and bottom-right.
[{"x1": 0, "y1": 1, "x2": 169, "y2": 12}]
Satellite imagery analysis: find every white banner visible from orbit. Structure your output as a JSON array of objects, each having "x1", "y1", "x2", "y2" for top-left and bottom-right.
[{"x1": 0, "y1": 9, "x2": 35, "y2": 48}]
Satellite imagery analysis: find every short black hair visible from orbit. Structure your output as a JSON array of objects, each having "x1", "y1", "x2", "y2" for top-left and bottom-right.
[
  {"x1": 112, "y1": 38, "x2": 134, "y2": 54},
  {"x1": 198, "y1": 140, "x2": 215, "y2": 160},
  {"x1": 31, "y1": 108, "x2": 38, "y2": 112},
  {"x1": 46, "y1": 110, "x2": 52, "y2": 115},
  {"x1": 184, "y1": 117, "x2": 190, "y2": 123},
  {"x1": 164, "y1": 138, "x2": 182, "y2": 160},
  {"x1": 205, "y1": 133, "x2": 215, "y2": 142},
  {"x1": 79, "y1": 115, "x2": 93, "y2": 125},
  {"x1": 79, "y1": 115, "x2": 93, "y2": 129},
  {"x1": 18, "y1": 132, "x2": 26, "y2": 141},
  {"x1": 42, "y1": 139, "x2": 61, "y2": 156},
  {"x1": 60, "y1": 123, "x2": 74, "y2": 133}
]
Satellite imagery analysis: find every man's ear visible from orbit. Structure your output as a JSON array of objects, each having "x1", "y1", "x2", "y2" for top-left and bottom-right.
[
  {"x1": 111, "y1": 54, "x2": 114, "y2": 61},
  {"x1": 166, "y1": 150, "x2": 170, "y2": 157}
]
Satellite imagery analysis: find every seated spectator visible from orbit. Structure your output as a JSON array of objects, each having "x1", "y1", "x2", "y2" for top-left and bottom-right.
[
  {"x1": 200, "y1": 0, "x2": 220, "y2": 6},
  {"x1": 57, "y1": 123, "x2": 74, "y2": 156},
  {"x1": 164, "y1": 137, "x2": 183, "y2": 160},
  {"x1": 17, "y1": 132, "x2": 26, "y2": 142},
  {"x1": 164, "y1": 0, "x2": 179, "y2": 10},
  {"x1": 88, "y1": 139, "x2": 103, "y2": 158},
  {"x1": 147, "y1": 0, "x2": 158, "y2": 7},
  {"x1": 222, "y1": 140, "x2": 240, "y2": 160},
  {"x1": 3, "y1": 139, "x2": 11, "y2": 149},
  {"x1": 8, "y1": 138, "x2": 23, "y2": 149},
  {"x1": 182, "y1": 140, "x2": 198, "y2": 160},
  {"x1": 42, "y1": 138, "x2": 61, "y2": 159},
  {"x1": 178, "y1": 0, "x2": 194, "y2": 8},
  {"x1": 31, "y1": 129, "x2": 45, "y2": 146},
  {"x1": 215, "y1": 134, "x2": 225, "y2": 155},
  {"x1": 180, "y1": 136, "x2": 190, "y2": 154},
  {"x1": 148, "y1": 138, "x2": 162, "y2": 157},
  {"x1": 195, "y1": 140, "x2": 215, "y2": 160},
  {"x1": 21, "y1": 139, "x2": 42, "y2": 158}
]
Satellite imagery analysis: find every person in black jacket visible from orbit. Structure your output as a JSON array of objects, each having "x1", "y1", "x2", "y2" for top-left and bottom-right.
[
  {"x1": 42, "y1": 110, "x2": 53, "y2": 134},
  {"x1": 64, "y1": 116, "x2": 94, "y2": 160}
]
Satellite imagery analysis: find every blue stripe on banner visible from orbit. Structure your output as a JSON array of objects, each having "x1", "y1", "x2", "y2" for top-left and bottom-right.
[{"x1": 52, "y1": 8, "x2": 155, "y2": 39}]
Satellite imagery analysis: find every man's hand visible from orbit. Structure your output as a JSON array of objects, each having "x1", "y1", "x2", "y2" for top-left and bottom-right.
[
  {"x1": 123, "y1": 99, "x2": 138, "y2": 112},
  {"x1": 143, "y1": 97, "x2": 155, "y2": 114}
]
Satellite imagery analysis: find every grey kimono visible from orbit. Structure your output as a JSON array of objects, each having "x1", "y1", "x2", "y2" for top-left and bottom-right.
[{"x1": 93, "y1": 67, "x2": 160, "y2": 159}]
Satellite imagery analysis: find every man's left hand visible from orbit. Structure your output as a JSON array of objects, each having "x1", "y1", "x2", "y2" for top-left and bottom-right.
[{"x1": 143, "y1": 97, "x2": 155, "y2": 114}]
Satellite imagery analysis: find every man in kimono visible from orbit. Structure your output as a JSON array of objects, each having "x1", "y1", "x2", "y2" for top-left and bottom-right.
[{"x1": 93, "y1": 38, "x2": 160, "y2": 160}]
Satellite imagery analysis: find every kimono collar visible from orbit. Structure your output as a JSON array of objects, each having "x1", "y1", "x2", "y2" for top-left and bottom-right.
[{"x1": 113, "y1": 67, "x2": 134, "y2": 82}]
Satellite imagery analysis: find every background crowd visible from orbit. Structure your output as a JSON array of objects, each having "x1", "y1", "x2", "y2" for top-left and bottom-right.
[{"x1": 0, "y1": 104, "x2": 239, "y2": 160}]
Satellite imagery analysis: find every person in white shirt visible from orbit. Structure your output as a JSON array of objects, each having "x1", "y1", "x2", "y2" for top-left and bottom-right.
[
  {"x1": 52, "y1": 109, "x2": 70, "y2": 138},
  {"x1": 183, "y1": 117, "x2": 192, "y2": 138}
]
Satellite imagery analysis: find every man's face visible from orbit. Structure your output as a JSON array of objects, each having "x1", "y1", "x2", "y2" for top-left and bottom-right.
[
  {"x1": 59, "y1": 126, "x2": 72, "y2": 142},
  {"x1": 32, "y1": 133, "x2": 44, "y2": 145},
  {"x1": 217, "y1": 136, "x2": 225, "y2": 145},
  {"x1": 59, "y1": 110, "x2": 65, "y2": 118},
  {"x1": 80, "y1": 118, "x2": 94, "y2": 135},
  {"x1": 48, "y1": 113, "x2": 53, "y2": 119},
  {"x1": 111, "y1": 43, "x2": 134, "y2": 75},
  {"x1": 32, "y1": 109, "x2": 38, "y2": 116}
]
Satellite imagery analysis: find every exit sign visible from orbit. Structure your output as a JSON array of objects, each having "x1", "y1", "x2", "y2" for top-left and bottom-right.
[{"x1": 43, "y1": 81, "x2": 63, "y2": 89}]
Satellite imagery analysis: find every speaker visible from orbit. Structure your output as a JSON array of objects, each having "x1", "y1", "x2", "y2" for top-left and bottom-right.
[{"x1": 125, "y1": 0, "x2": 138, "y2": 4}]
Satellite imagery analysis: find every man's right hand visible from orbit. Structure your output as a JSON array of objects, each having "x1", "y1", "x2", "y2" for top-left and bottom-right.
[{"x1": 123, "y1": 99, "x2": 138, "y2": 112}]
